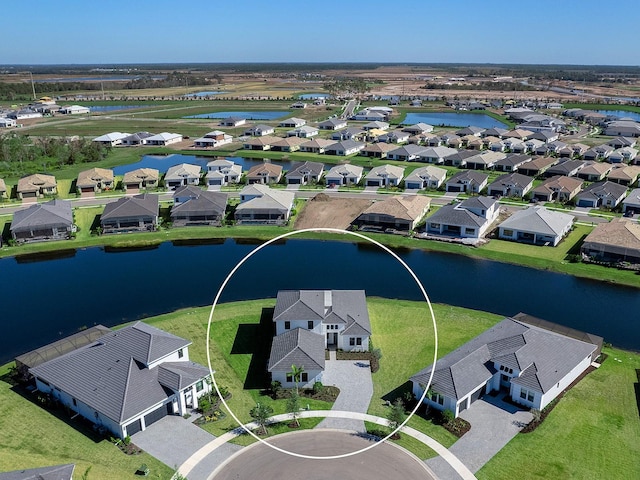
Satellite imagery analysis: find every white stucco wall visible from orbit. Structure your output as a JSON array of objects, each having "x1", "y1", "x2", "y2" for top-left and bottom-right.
[
  {"x1": 271, "y1": 369, "x2": 322, "y2": 389},
  {"x1": 275, "y1": 320, "x2": 321, "y2": 336}
]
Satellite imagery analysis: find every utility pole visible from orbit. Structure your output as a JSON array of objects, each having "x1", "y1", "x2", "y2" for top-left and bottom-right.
[{"x1": 29, "y1": 71, "x2": 36, "y2": 100}]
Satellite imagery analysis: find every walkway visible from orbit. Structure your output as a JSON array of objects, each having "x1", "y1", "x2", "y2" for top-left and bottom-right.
[
  {"x1": 132, "y1": 415, "x2": 241, "y2": 479},
  {"x1": 177, "y1": 411, "x2": 476, "y2": 480},
  {"x1": 315, "y1": 351, "x2": 373, "y2": 432},
  {"x1": 426, "y1": 394, "x2": 532, "y2": 478}
]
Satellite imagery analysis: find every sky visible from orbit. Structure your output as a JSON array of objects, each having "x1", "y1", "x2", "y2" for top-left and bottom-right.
[{"x1": 1, "y1": 0, "x2": 639, "y2": 66}]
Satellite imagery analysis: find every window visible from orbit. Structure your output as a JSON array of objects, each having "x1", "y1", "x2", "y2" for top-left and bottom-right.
[
  {"x1": 286, "y1": 373, "x2": 293, "y2": 382},
  {"x1": 349, "y1": 338, "x2": 355, "y2": 346},
  {"x1": 503, "y1": 229, "x2": 514, "y2": 237},
  {"x1": 430, "y1": 392, "x2": 444, "y2": 406},
  {"x1": 72, "y1": 398, "x2": 77, "y2": 407},
  {"x1": 196, "y1": 380, "x2": 204, "y2": 392},
  {"x1": 520, "y1": 390, "x2": 527, "y2": 400},
  {"x1": 301, "y1": 373, "x2": 308, "y2": 382},
  {"x1": 356, "y1": 337, "x2": 362, "y2": 346},
  {"x1": 284, "y1": 321, "x2": 291, "y2": 330},
  {"x1": 178, "y1": 349, "x2": 184, "y2": 359},
  {"x1": 528, "y1": 391, "x2": 534, "y2": 402},
  {"x1": 465, "y1": 227, "x2": 475, "y2": 235},
  {"x1": 308, "y1": 321, "x2": 314, "y2": 330}
]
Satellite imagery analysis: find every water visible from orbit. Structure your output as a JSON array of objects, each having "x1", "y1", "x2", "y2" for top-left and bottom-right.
[
  {"x1": 112, "y1": 154, "x2": 297, "y2": 176},
  {"x1": 596, "y1": 110, "x2": 640, "y2": 122},
  {"x1": 299, "y1": 93, "x2": 330, "y2": 99},
  {"x1": 402, "y1": 112, "x2": 508, "y2": 129},
  {"x1": 87, "y1": 105, "x2": 146, "y2": 112},
  {"x1": 183, "y1": 91, "x2": 226, "y2": 97},
  {"x1": 1, "y1": 238, "x2": 639, "y2": 363},
  {"x1": 183, "y1": 111, "x2": 289, "y2": 120}
]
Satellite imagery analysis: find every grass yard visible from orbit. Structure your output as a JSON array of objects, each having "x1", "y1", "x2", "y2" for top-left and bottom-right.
[
  {"x1": 477, "y1": 346, "x2": 640, "y2": 480},
  {"x1": 73, "y1": 206, "x2": 103, "y2": 240}
]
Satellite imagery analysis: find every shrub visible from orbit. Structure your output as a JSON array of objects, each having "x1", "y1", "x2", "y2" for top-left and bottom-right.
[
  {"x1": 442, "y1": 409, "x2": 454, "y2": 425},
  {"x1": 312, "y1": 381, "x2": 324, "y2": 395}
]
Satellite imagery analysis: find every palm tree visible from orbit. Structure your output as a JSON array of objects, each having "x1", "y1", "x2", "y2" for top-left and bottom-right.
[{"x1": 290, "y1": 364, "x2": 305, "y2": 395}]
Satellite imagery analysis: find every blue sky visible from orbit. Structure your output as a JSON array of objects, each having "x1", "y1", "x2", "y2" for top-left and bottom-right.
[{"x1": 2, "y1": 0, "x2": 638, "y2": 65}]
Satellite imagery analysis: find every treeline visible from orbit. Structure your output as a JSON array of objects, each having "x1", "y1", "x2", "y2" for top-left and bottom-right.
[
  {"x1": 0, "y1": 134, "x2": 109, "y2": 178},
  {"x1": 422, "y1": 81, "x2": 538, "y2": 91},
  {"x1": 123, "y1": 71, "x2": 220, "y2": 89},
  {"x1": 0, "y1": 82, "x2": 105, "y2": 101},
  {"x1": 322, "y1": 78, "x2": 372, "y2": 97}
]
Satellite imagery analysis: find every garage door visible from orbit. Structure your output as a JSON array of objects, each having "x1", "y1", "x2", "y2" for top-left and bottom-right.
[
  {"x1": 470, "y1": 386, "x2": 484, "y2": 404},
  {"x1": 367, "y1": 180, "x2": 380, "y2": 187},
  {"x1": 289, "y1": 179, "x2": 301, "y2": 184},
  {"x1": 125, "y1": 419, "x2": 142, "y2": 436},
  {"x1": 143, "y1": 403, "x2": 170, "y2": 427},
  {"x1": 447, "y1": 185, "x2": 462, "y2": 192}
]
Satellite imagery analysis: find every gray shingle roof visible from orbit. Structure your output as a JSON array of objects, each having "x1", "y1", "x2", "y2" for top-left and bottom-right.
[
  {"x1": 30, "y1": 322, "x2": 194, "y2": 424},
  {"x1": 286, "y1": 161, "x2": 324, "y2": 179},
  {"x1": 411, "y1": 318, "x2": 597, "y2": 400},
  {"x1": 101, "y1": 194, "x2": 159, "y2": 220},
  {"x1": 428, "y1": 203, "x2": 486, "y2": 228},
  {"x1": 0, "y1": 464, "x2": 75, "y2": 480},
  {"x1": 171, "y1": 190, "x2": 227, "y2": 216},
  {"x1": 268, "y1": 328, "x2": 325, "y2": 372},
  {"x1": 499, "y1": 206, "x2": 574, "y2": 236},
  {"x1": 157, "y1": 361, "x2": 210, "y2": 391},
  {"x1": 11, "y1": 200, "x2": 73, "y2": 231}
]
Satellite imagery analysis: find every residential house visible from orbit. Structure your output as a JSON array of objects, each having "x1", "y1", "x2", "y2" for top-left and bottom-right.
[
  {"x1": 444, "y1": 150, "x2": 478, "y2": 168},
  {"x1": 622, "y1": 188, "x2": 640, "y2": 214},
  {"x1": 325, "y1": 140, "x2": 366, "y2": 156},
  {"x1": 378, "y1": 130, "x2": 410, "y2": 144},
  {"x1": 100, "y1": 193, "x2": 159, "y2": 233},
  {"x1": 10, "y1": 200, "x2": 74, "y2": 243},
  {"x1": 121, "y1": 131, "x2": 154, "y2": 146},
  {"x1": 268, "y1": 290, "x2": 371, "y2": 388},
  {"x1": 531, "y1": 176, "x2": 583, "y2": 203},
  {"x1": 353, "y1": 195, "x2": 431, "y2": 231},
  {"x1": 539, "y1": 140, "x2": 567, "y2": 156},
  {"x1": 487, "y1": 173, "x2": 534, "y2": 198},
  {"x1": 285, "y1": 161, "x2": 324, "y2": 185},
  {"x1": 607, "y1": 137, "x2": 636, "y2": 149},
  {"x1": 404, "y1": 166, "x2": 447, "y2": 190},
  {"x1": 488, "y1": 138, "x2": 507, "y2": 152},
  {"x1": 410, "y1": 315, "x2": 599, "y2": 417},
  {"x1": 30, "y1": 322, "x2": 212, "y2": 438},
  {"x1": 498, "y1": 206, "x2": 574, "y2": 246},
  {"x1": 364, "y1": 165, "x2": 405, "y2": 187},
  {"x1": 331, "y1": 127, "x2": 365, "y2": 141},
  {"x1": 607, "y1": 165, "x2": 640, "y2": 186},
  {"x1": 568, "y1": 143, "x2": 590, "y2": 158},
  {"x1": 351, "y1": 108, "x2": 389, "y2": 121},
  {"x1": 576, "y1": 162, "x2": 613, "y2": 182},
  {"x1": 206, "y1": 159, "x2": 242, "y2": 187},
  {"x1": 92, "y1": 132, "x2": 130, "y2": 147},
  {"x1": 583, "y1": 145, "x2": 614, "y2": 162},
  {"x1": 465, "y1": 151, "x2": 506, "y2": 170},
  {"x1": 425, "y1": 196, "x2": 499, "y2": 238},
  {"x1": 604, "y1": 120, "x2": 640, "y2": 137},
  {"x1": 531, "y1": 130, "x2": 559, "y2": 143},
  {"x1": 220, "y1": 116, "x2": 246, "y2": 127},
  {"x1": 456, "y1": 126, "x2": 485, "y2": 137},
  {"x1": 575, "y1": 181, "x2": 628, "y2": 209},
  {"x1": 460, "y1": 134, "x2": 480, "y2": 148},
  {"x1": 0, "y1": 117, "x2": 17, "y2": 128},
  {"x1": 244, "y1": 124, "x2": 275, "y2": 137},
  {"x1": 523, "y1": 138, "x2": 545, "y2": 153},
  {"x1": 270, "y1": 137, "x2": 307, "y2": 152},
  {"x1": 76, "y1": 168, "x2": 114, "y2": 195},
  {"x1": 17, "y1": 174, "x2": 57, "y2": 200},
  {"x1": 517, "y1": 157, "x2": 559, "y2": 177},
  {"x1": 234, "y1": 184, "x2": 294, "y2": 225},
  {"x1": 170, "y1": 186, "x2": 227, "y2": 227},
  {"x1": 417, "y1": 146, "x2": 458, "y2": 164},
  {"x1": 609, "y1": 147, "x2": 638, "y2": 164},
  {"x1": 193, "y1": 130, "x2": 233, "y2": 148},
  {"x1": 290, "y1": 102, "x2": 307, "y2": 109},
  {"x1": 360, "y1": 142, "x2": 396, "y2": 159},
  {"x1": 243, "y1": 135, "x2": 280, "y2": 151},
  {"x1": 494, "y1": 154, "x2": 532, "y2": 172},
  {"x1": 165, "y1": 163, "x2": 202, "y2": 190},
  {"x1": 0, "y1": 178, "x2": 6, "y2": 199},
  {"x1": 387, "y1": 144, "x2": 428, "y2": 161},
  {"x1": 58, "y1": 105, "x2": 90, "y2": 115},
  {"x1": 481, "y1": 127, "x2": 509, "y2": 138},
  {"x1": 362, "y1": 121, "x2": 390, "y2": 131},
  {"x1": 122, "y1": 168, "x2": 159, "y2": 192},
  {"x1": 279, "y1": 117, "x2": 306, "y2": 128},
  {"x1": 246, "y1": 163, "x2": 283, "y2": 184},
  {"x1": 325, "y1": 164, "x2": 364, "y2": 187},
  {"x1": 504, "y1": 138, "x2": 526, "y2": 153},
  {"x1": 504, "y1": 129, "x2": 534, "y2": 141},
  {"x1": 299, "y1": 138, "x2": 335, "y2": 154},
  {"x1": 445, "y1": 170, "x2": 489, "y2": 193},
  {"x1": 145, "y1": 132, "x2": 183, "y2": 146},
  {"x1": 318, "y1": 118, "x2": 347, "y2": 130},
  {"x1": 545, "y1": 160, "x2": 585, "y2": 178},
  {"x1": 440, "y1": 133, "x2": 462, "y2": 148},
  {"x1": 581, "y1": 218, "x2": 640, "y2": 263},
  {"x1": 286, "y1": 125, "x2": 318, "y2": 138},
  {"x1": 0, "y1": 465, "x2": 75, "y2": 480}
]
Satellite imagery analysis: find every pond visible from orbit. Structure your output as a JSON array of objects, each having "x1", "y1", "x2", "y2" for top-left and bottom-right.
[
  {"x1": 183, "y1": 91, "x2": 227, "y2": 97},
  {"x1": 183, "y1": 111, "x2": 290, "y2": 120},
  {"x1": 596, "y1": 110, "x2": 640, "y2": 122},
  {"x1": 87, "y1": 105, "x2": 146, "y2": 112},
  {"x1": 299, "y1": 93, "x2": 330, "y2": 99},
  {"x1": 402, "y1": 112, "x2": 508, "y2": 129},
  {"x1": 112, "y1": 154, "x2": 298, "y2": 176},
  {"x1": 1, "y1": 238, "x2": 639, "y2": 363}
]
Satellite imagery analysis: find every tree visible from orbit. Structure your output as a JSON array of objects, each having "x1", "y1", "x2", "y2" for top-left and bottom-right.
[
  {"x1": 249, "y1": 402, "x2": 273, "y2": 436},
  {"x1": 386, "y1": 398, "x2": 406, "y2": 439},
  {"x1": 290, "y1": 364, "x2": 305, "y2": 395},
  {"x1": 286, "y1": 390, "x2": 301, "y2": 427}
]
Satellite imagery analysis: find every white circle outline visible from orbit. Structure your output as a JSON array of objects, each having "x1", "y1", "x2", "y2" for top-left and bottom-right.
[{"x1": 206, "y1": 227, "x2": 438, "y2": 460}]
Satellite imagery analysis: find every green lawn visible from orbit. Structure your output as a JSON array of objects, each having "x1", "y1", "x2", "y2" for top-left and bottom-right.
[{"x1": 477, "y1": 346, "x2": 640, "y2": 479}]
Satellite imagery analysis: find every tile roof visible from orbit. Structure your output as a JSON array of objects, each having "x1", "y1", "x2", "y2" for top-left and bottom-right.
[
  {"x1": 122, "y1": 168, "x2": 159, "y2": 184},
  {"x1": 11, "y1": 200, "x2": 73, "y2": 230},
  {"x1": 268, "y1": 328, "x2": 325, "y2": 372},
  {"x1": 17, "y1": 173, "x2": 56, "y2": 193},
  {"x1": 76, "y1": 167, "x2": 114, "y2": 188},
  {"x1": 101, "y1": 193, "x2": 159, "y2": 220},
  {"x1": 0, "y1": 464, "x2": 75, "y2": 480},
  {"x1": 498, "y1": 206, "x2": 574, "y2": 236},
  {"x1": 165, "y1": 163, "x2": 201, "y2": 180},
  {"x1": 360, "y1": 195, "x2": 431, "y2": 221}
]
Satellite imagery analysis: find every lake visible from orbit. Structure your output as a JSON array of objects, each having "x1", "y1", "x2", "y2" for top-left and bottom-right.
[
  {"x1": 112, "y1": 154, "x2": 297, "y2": 175},
  {"x1": 596, "y1": 110, "x2": 640, "y2": 122},
  {"x1": 183, "y1": 91, "x2": 226, "y2": 97},
  {"x1": 402, "y1": 112, "x2": 508, "y2": 129},
  {"x1": 87, "y1": 105, "x2": 146, "y2": 112},
  {"x1": 299, "y1": 93, "x2": 330, "y2": 99},
  {"x1": 1, "y1": 238, "x2": 639, "y2": 364},
  {"x1": 184, "y1": 111, "x2": 289, "y2": 120}
]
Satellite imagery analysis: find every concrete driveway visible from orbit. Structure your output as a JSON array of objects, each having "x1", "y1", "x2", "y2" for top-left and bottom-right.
[
  {"x1": 133, "y1": 415, "x2": 242, "y2": 480},
  {"x1": 315, "y1": 352, "x2": 373, "y2": 432},
  {"x1": 426, "y1": 393, "x2": 532, "y2": 478}
]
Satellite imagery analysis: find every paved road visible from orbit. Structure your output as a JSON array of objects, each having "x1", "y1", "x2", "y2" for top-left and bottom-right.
[
  {"x1": 341, "y1": 98, "x2": 359, "y2": 119},
  {"x1": 211, "y1": 430, "x2": 436, "y2": 480}
]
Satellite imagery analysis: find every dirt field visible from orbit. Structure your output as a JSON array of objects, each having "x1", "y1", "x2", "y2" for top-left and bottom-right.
[{"x1": 295, "y1": 193, "x2": 372, "y2": 230}]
